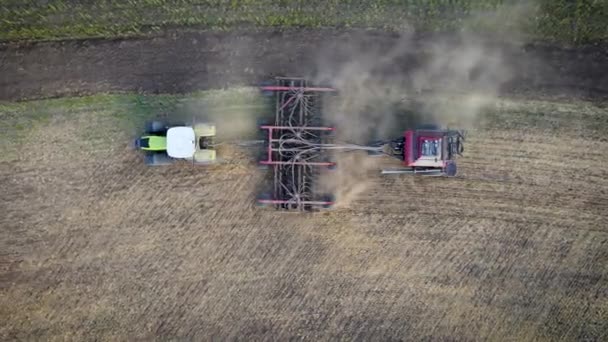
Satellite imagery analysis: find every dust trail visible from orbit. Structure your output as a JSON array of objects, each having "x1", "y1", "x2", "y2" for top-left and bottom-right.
[
  {"x1": 313, "y1": 8, "x2": 530, "y2": 207},
  {"x1": 410, "y1": 34, "x2": 514, "y2": 128},
  {"x1": 180, "y1": 88, "x2": 264, "y2": 140},
  {"x1": 178, "y1": 87, "x2": 266, "y2": 163}
]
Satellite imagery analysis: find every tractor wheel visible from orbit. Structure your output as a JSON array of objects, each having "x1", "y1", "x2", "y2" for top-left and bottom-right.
[
  {"x1": 145, "y1": 121, "x2": 168, "y2": 134},
  {"x1": 144, "y1": 152, "x2": 173, "y2": 166},
  {"x1": 193, "y1": 123, "x2": 216, "y2": 137},
  {"x1": 193, "y1": 149, "x2": 216, "y2": 164}
]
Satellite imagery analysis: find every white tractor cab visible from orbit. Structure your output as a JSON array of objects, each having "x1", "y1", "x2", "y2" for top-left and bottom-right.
[{"x1": 135, "y1": 121, "x2": 216, "y2": 166}]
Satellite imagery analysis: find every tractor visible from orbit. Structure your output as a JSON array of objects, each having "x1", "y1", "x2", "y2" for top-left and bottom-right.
[{"x1": 135, "y1": 121, "x2": 217, "y2": 166}]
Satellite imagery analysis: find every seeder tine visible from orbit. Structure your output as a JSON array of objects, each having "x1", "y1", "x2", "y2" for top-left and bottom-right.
[{"x1": 256, "y1": 77, "x2": 335, "y2": 212}]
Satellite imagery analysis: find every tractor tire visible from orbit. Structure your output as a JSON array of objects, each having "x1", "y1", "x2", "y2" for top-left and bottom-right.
[
  {"x1": 193, "y1": 123, "x2": 216, "y2": 137},
  {"x1": 193, "y1": 149, "x2": 216, "y2": 164},
  {"x1": 145, "y1": 121, "x2": 168, "y2": 134},
  {"x1": 144, "y1": 152, "x2": 173, "y2": 166}
]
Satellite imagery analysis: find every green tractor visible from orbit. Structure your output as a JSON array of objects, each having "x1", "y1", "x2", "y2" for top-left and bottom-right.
[{"x1": 135, "y1": 121, "x2": 216, "y2": 166}]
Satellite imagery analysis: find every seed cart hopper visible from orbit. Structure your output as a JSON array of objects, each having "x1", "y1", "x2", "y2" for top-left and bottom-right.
[{"x1": 376, "y1": 127, "x2": 465, "y2": 176}]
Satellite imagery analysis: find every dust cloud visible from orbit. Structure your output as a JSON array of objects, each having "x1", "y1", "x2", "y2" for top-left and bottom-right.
[
  {"x1": 182, "y1": 88, "x2": 263, "y2": 140},
  {"x1": 180, "y1": 88, "x2": 264, "y2": 162},
  {"x1": 313, "y1": 15, "x2": 526, "y2": 207}
]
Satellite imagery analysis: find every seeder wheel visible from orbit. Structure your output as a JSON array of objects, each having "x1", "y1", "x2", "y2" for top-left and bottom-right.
[{"x1": 445, "y1": 162, "x2": 457, "y2": 177}]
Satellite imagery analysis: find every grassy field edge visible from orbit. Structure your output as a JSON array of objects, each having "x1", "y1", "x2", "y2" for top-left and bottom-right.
[{"x1": 1, "y1": 0, "x2": 607, "y2": 43}]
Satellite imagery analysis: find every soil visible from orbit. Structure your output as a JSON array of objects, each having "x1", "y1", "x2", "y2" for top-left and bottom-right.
[{"x1": 1, "y1": 29, "x2": 607, "y2": 101}]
